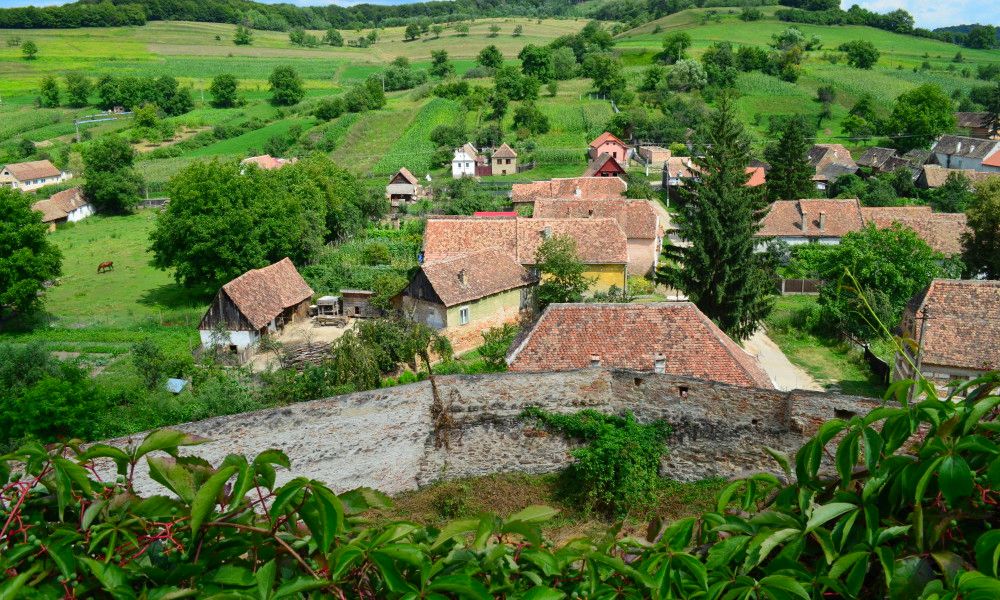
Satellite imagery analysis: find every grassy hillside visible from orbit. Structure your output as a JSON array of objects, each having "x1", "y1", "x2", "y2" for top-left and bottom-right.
[{"x1": 617, "y1": 8, "x2": 1000, "y2": 143}]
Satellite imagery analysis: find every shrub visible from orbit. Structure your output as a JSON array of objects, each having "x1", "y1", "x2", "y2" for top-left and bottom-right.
[
  {"x1": 522, "y1": 408, "x2": 671, "y2": 517},
  {"x1": 479, "y1": 323, "x2": 519, "y2": 371}
]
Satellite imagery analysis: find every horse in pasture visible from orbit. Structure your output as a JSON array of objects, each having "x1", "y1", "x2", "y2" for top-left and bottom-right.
[{"x1": 97, "y1": 261, "x2": 114, "y2": 274}]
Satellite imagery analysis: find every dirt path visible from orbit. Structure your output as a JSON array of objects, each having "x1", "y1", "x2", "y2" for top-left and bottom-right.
[{"x1": 742, "y1": 329, "x2": 823, "y2": 392}]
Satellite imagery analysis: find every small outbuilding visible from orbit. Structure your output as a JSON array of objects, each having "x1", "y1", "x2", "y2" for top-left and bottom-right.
[
  {"x1": 386, "y1": 167, "x2": 424, "y2": 209},
  {"x1": 198, "y1": 258, "x2": 313, "y2": 356},
  {"x1": 583, "y1": 153, "x2": 626, "y2": 178},
  {"x1": 341, "y1": 289, "x2": 379, "y2": 318},
  {"x1": 31, "y1": 187, "x2": 93, "y2": 232}
]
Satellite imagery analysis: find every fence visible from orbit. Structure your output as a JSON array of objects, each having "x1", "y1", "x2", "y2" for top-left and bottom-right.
[
  {"x1": 515, "y1": 161, "x2": 536, "y2": 174},
  {"x1": 138, "y1": 198, "x2": 169, "y2": 209},
  {"x1": 776, "y1": 278, "x2": 821, "y2": 295}
]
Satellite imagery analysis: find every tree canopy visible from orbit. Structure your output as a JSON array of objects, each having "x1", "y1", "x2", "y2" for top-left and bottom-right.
[
  {"x1": 0, "y1": 188, "x2": 62, "y2": 318},
  {"x1": 764, "y1": 115, "x2": 816, "y2": 202},
  {"x1": 268, "y1": 65, "x2": 305, "y2": 106},
  {"x1": 535, "y1": 234, "x2": 593, "y2": 309},
  {"x1": 962, "y1": 176, "x2": 1000, "y2": 279},
  {"x1": 885, "y1": 84, "x2": 955, "y2": 152},
  {"x1": 81, "y1": 134, "x2": 144, "y2": 214}
]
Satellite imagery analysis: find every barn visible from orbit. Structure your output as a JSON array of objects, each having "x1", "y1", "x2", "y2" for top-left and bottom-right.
[{"x1": 198, "y1": 258, "x2": 313, "y2": 355}]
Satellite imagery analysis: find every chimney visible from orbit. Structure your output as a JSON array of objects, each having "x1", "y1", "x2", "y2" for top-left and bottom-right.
[
  {"x1": 457, "y1": 269, "x2": 466, "y2": 285},
  {"x1": 542, "y1": 226, "x2": 552, "y2": 239},
  {"x1": 800, "y1": 209, "x2": 809, "y2": 231},
  {"x1": 818, "y1": 211, "x2": 827, "y2": 231},
  {"x1": 574, "y1": 186, "x2": 581, "y2": 197},
  {"x1": 653, "y1": 353, "x2": 666, "y2": 374},
  {"x1": 590, "y1": 355, "x2": 601, "y2": 367},
  {"x1": 587, "y1": 208, "x2": 595, "y2": 217}
]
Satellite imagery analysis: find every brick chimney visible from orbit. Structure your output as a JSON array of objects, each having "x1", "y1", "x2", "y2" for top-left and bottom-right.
[
  {"x1": 653, "y1": 353, "x2": 666, "y2": 374},
  {"x1": 800, "y1": 208, "x2": 809, "y2": 231},
  {"x1": 818, "y1": 211, "x2": 827, "y2": 231},
  {"x1": 589, "y1": 355, "x2": 601, "y2": 367}
]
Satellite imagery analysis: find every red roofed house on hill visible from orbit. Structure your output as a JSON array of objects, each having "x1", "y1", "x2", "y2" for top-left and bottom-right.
[
  {"x1": 198, "y1": 258, "x2": 313, "y2": 356},
  {"x1": 506, "y1": 303, "x2": 773, "y2": 389},
  {"x1": 895, "y1": 280, "x2": 1000, "y2": 395},
  {"x1": 240, "y1": 154, "x2": 297, "y2": 171},
  {"x1": 757, "y1": 199, "x2": 865, "y2": 246},
  {"x1": 532, "y1": 198, "x2": 662, "y2": 275},
  {"x1": 31, "y1": 187, "x2": 93, "y2": 232},
  {"x1": 1, "y1": 159, "x2": 71, "y2": 192},
  {"x1": 583, "y1": 153, "x2": 626, "y2": 178},
  {"x1": 860, "y1": 206, "x2": 969, "y2": 257},
  {"x1": 589, "y1": 131, "x2": 630, "y2": 162},
  {"x1": 808, "y1": 144, "x2": 857, "y2": 191},
  {"x1": 510, "y1": 176, "x2": 626, "y2": 209}
]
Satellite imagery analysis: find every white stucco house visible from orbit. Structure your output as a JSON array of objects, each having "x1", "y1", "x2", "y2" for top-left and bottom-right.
[
  {"x1": 1, "y1": 160, "x2": 72, "y2": 192},
  {"x1": 451, "y1": 143, "x2": 480, "y2": 178},
  {"x1": 31, "y1": 188, "x2": 93, "y2": 232}
]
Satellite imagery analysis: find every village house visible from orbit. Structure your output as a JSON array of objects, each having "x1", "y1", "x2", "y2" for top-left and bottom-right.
[
  {"x1": 929, "y1": 135, "x2": 1000, "y2": 172},
  {"x1": 510, "y1": 176, "x2": 626, "y2": 209},
  {"x1": 583, "y1": 153, "x2": 626, "y2": 178},
  {"x1": 808, "y1": 144, "x2": 858, "y2": 191},
  {"x1": 506, "y1": 303, "x2": 773, "y2": 388},
  {"x1": 955, "y1": 112, "x2": 997, "y2": 139},
  {"x1": 31, "y1": 187, "x2": 93, "y2": 232},
  {"x1": 588, "y1": 131, "x2": 630, "y2": 162},
  {"x1": 757, "y1": 199, "x2": 864, "y2": 246},
  {"x1": 420, "y1": 215, "x2": 629, "y2": 293},
  {"x1": 385, "y1": 167, "x2": 424, "y2": 209},
  {"x1": 854, "y1": 146, "x2": 915, "y2": 176},
  {"x1": 895, "y1": 279, "x2": 1000, "y2": 395},
  {"x1": 1, "y1": 159, "x2": 71, "y2": 191},
  {"x1": 860, "y1": 206, "x2": 968, "y2": 257},
  {"x1": 637, "y1": 145, "x2": 671, "y2": 168},
  {"x1": 662, "y1": 156, "x2": 699, "y2": 188},
  {"x1": 451, "y1": 143, "x2": 483, "y2": 178},
  {"x1": 532, "y1": 198, "x2": 662, "y2": 275},
  {"x1": 240, "y1": 154, "x2": 297, "y2": 171},
  {"x1": 490, "y1": 143, "x2": 518, "y2": 176},
  {"x1": 397, "y1": 247, "x2": 536, "y2": 352},
  {"x1": 198, "y1": 258, "x2": 313, "y2": 356},
  {"x1": 916, "y1": 164, "x2": 997, "y2": 189}
]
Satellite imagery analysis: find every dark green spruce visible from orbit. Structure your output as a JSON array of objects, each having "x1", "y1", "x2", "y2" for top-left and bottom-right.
[
  {"x1": 657, "y1": 94, "x2": 775, "y2": 342},
  {"x1": 764, "y1": 114, "x2": 815, "y2": 202}
]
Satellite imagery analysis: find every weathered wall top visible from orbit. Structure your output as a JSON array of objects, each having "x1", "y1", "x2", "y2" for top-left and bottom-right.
[{"x1": 103, "y1": 369, "x2": 878, "y2": 496}]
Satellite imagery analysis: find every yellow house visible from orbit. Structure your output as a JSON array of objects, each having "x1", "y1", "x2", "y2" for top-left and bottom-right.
[{"x1": 397, "y1": 247, "x2": 536, "y2": 352}]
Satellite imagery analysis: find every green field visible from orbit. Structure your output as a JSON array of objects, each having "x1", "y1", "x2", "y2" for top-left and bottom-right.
[{"x1": 3, "y1": 212, "x2": 204, "y2": 357}]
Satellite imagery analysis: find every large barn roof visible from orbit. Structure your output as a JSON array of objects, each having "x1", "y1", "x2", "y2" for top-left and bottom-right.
[{"x1": 220, "y1": 258, "x2": 313, "y2": 330}]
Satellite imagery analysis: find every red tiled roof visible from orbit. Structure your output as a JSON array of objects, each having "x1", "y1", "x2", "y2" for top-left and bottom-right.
[
  {"x1": 240, "y1": 155, "x2": 295, "y2": 170},
  {"x1": 808, "y1": 144, "x2": 858, "y2": 182},
  {"x1": 220, "y1": 258, "x2": 313, "y2": 330},
  {"x1": 664, "y1": 156, "x2": 700, "y2": 179},
  {"x1": 511, "y1": 177, "x2": 627, "y2": 203},
  {"x1": 420, "y1": 248, "x2": 534, "y2": 307},
  {"x1": 390, "y1": 167, "x2": 419, "y2": 185},
  {"x1": 491, "y1": 143, "x2": 518, "y2": 159},
  {"x1": 532, "y1": 198, "x2": 659, "y2": 239},
  {"x1": 31, "y1": 187, "x2": 87, "y2": 222},
  {"x1": 757, "y1": 199, "x2": 864, "y2": 238},
  {"x1": 745, "y1": 166, "x2": 766, "y2": 187},
  {"x1": 984, "y1": 150, "x2": 1000, "y2": 168},
  {"x1": 907, "y1": 280, "x2": 1000, "y2": 372},
  {"x1": 474, "y1": 211, "x2": 518, "y2": 217},
  {"x1": 422, "y1": 216, "x2": 628, "y2": 265},
  {"x1": 583, "y1": 153, "x2": 625, "y2": 177},
  {"x1": 3, "y1": 159, "x2": 61, "y2": 182},
  {"x1": 589, "y1": 131, "x2": 627, "y2": 150},
  {"x1": 507, "y1": 303, "x2": 773, "y2": 388},
  {"x1": 862, "y1": 208, "x2": 968, "y2": 256}
]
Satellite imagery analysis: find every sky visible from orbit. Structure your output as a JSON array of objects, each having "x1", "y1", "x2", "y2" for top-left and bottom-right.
[{"x1": 0, "y1": 0, "x2": 996, "y2": 29}]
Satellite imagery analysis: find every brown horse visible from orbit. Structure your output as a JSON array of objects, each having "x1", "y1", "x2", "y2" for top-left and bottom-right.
[{"x1": 97, "y1": 261, "x2": 114, "y2": 274}]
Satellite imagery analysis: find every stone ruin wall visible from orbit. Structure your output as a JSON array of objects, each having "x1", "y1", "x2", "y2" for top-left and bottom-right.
[{"x1": 102, "y1": 369, "x2": 879, "y2": 496}]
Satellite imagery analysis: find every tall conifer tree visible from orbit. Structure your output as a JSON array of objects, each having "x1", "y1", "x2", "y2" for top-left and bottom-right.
[
  {"x1": 764, "y1": 115, "x2": 815, "y2": 201},
  {"x1": 657, "y1": 95, "x2": 775, "y2": 341}
]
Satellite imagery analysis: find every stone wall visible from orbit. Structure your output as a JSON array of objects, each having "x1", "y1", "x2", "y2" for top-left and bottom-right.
[{"x1": 102, "y1": 369, "x2": 878, "y2": 497}]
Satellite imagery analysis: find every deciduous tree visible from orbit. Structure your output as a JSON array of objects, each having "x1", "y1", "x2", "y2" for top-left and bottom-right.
[
  {"x1": 64, "y1": 73, "x2": 92, "y2": 108},
  {"x1": 430, "y1": 49, "x2": 454, "y2": 78},
  {"x1": 38, "y1": 75, "x2": 59, "y2": 108},
  {"x1": 0, "y1": 188, "x2": 62, "y2": 318},
  {"x1": 838, "y1": 39, "x2": 880, "y2": 69},
  {"x1": 962, "y1": 176, "x2": 1000, "y2": 278},
  {"x1": 885, "y1": 84, "x2": 955, "y2": 152},
  {"x1": 476, "y1": 44, "x2": 504, "y2": 69},
  {"x1": 209, "y1": 73, "x2": 240, "y2": 108},
  {"x1": 82, "y1": 134, "x2": 143, "y2": 214},
  {"x1": 535, "y1": 234, "x2": 593, "y2": 308},
  {"x1": 268, "y1": 65, "x2": 304, "y2": 106}
]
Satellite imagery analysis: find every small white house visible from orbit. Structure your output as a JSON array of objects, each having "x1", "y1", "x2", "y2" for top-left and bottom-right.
[
  {"x1": 451, "y1": 143, "x2": 479, "y2": 179},
  {"x1": 1, "y1": 160, "x2": 71, "y2": 192},
  {"x1": 31, "y1": 188, "x2": 93, "y2": 232}
]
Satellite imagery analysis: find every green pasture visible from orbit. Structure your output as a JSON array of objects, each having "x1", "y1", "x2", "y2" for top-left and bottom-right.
[
  {"x1": 184, "y1": 116, "x2": 315, "y2": 158},
  {"x1": 372, "y1": 97, "x2": 462, "y2": 176}
]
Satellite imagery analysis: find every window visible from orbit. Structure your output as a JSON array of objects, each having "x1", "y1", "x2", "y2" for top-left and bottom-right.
[{"x1": 459, "y1": 306, "x2": 470, "y2": 325}]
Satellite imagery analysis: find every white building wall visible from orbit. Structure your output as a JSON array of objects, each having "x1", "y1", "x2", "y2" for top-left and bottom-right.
[
  {"x1": 451, "y1": 150, "x2": 476, "y2": 178},
  {"x1": 66, "y1": 204, "x2": 94, "y2": 223},
  {"x1": 199, "y1": 329, "x2": 259, "y2": 352}
]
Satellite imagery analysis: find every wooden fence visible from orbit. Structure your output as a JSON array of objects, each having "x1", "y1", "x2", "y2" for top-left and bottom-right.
[{"x1": 776, "y1": 278, "x2": 821, "y2": 295}]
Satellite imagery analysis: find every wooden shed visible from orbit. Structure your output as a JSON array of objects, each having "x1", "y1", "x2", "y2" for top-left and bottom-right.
[
  {"x1": 340, "y1": 289, "x2": 379, "y2": 318},
  {"x1": 198, "y1": 258, "x2": 313, "y2": 355}
]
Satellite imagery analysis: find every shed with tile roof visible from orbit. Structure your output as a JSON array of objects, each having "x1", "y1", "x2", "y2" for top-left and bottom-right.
[{"x1": 198, "y1": 258, "x2": 313, "y2": 355}]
